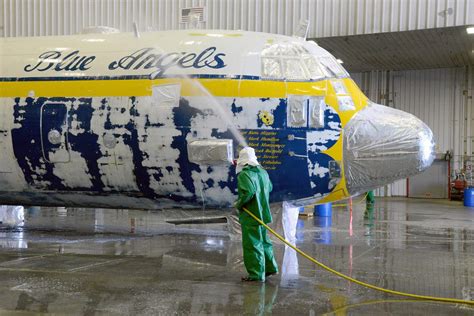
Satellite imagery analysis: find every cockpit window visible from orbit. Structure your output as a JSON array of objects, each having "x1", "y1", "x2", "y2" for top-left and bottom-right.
[
  {"x1": 282, "y1": 59, "x2": 306, "y2": 80},
  {"x1": 319, "y1": 56, "x2": 349, "y2": 78},
  {"x1": 302, "y1": 55, "x2": 324, "y2": 78},
  {"x1": 261, "y1": 42, "x2": 325, "y2": 81},
  {"x1": 261, "y1": 42, "x2": 349, "y2": 81},
  {"x1": 262, "y1": 57, "x2": 283, "y2": 78}
]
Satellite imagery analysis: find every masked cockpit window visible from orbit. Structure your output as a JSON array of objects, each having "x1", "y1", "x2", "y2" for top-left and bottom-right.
[
  {"x1": 261, "y1": 42, "x2": 325, "y2": 81},
  {"x1": 262, "y1": 57, "x2": 282, "y2": 78},
  {"x1": 282, "y1": 59, "x2": 306, "y2": 80},
  {"x1": 303, "y1": 56, "x2": 324, "y2": 78},
  {"x1": 319, "y1": 56, "x2": 349, "y2": 78}
]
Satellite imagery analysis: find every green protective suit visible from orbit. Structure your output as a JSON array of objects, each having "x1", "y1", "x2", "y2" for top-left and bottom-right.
[
  {"x1": 366, "y1": 191, "x2": 375, "y2": 205},
  {"x1": 235, "y1": 165, "x2": 278, "y2": 281}
]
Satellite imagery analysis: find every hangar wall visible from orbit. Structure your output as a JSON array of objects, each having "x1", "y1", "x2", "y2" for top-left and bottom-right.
[
  {"x1": 352, "y1": 66, "x2": 474, "y2": 196},
  {"x1": 1, "y1": 0, "x2": 473, "y2": 38}
]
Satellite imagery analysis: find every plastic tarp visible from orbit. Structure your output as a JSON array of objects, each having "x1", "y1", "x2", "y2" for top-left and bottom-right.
[
  {"x1": 153, "y1": 84, "x2": 181, "y2": 107},
  {"x1": 343, "y1": 102, "x2": 435, "y2": 195},
  {"x1": 187, "y1": 139, "x2": 234, "y2": 165},
  {"x1": 0, "y1": 205, "x2": 24, "y2": 227}
]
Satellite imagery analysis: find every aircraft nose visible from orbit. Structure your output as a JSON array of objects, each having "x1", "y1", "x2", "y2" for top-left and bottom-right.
[{"x1": 343, "y1": 102, "x2": 435, "y2": 195}]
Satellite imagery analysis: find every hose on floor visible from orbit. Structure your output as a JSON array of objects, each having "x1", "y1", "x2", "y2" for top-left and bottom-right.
[
  {"x1": 326, "y1": 193, "x2": 368, "y2": 208},
  {"x1": 242, "y1": 207, "x2": 474, "y2": 306}
]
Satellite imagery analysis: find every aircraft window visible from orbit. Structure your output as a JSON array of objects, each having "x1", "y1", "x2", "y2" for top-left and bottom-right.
[
  {"x1": 319, "y1": 56, "x2": 349, "y2": 78},
  {"x1": 47, "y1": 130, "x2": 62, "y2": 145},
  {"x1": 262, "y1": 57, "x2": 282, "y2": 79},
  {"x1": 303, "y1": 56, "x2": 324, "y2": 79},
  {"x1": 287, "y1": 95, "x2": 308, "y2": 128},
  {"x1": 282, "y1": 58, "x2": 306, "y2": 80},
  {"x1": 331, "y1": 79, "x2": 348, "y2": 95},
  {"x1": 309, "y1": 96, "x2": 325, "y2": 128},
  {"x1": 261, "y1": 42, "x2": 324, "y2": 81},
  {"x1": 188, "y1": 139, "x2": 234, "y2": 164},
  {"x1": 103, "y1": 133, "x2": 117, "y2": 149},
  {"x1": 337, "y1": 95, "x2": 356, "y2": 111}
]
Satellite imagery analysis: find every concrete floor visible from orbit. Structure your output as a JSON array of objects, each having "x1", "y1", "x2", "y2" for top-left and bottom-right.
[{"x1": 0, "y1": 198, "x2": 473, "y2": 315}]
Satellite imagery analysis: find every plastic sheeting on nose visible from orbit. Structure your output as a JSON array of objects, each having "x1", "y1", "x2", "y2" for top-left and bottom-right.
[{"x1": 343, "y1": 103, "x2": 435, "y2": 195}]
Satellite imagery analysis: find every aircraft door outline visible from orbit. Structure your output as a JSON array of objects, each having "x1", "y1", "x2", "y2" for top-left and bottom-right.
[{"x1": 40, "y1": 102, "x2": 70, "y2": 163}]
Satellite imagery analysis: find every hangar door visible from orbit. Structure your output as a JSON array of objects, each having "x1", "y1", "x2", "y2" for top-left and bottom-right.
[{"x1": 409, "y1": 160, "x2": 448, "y2": 199}]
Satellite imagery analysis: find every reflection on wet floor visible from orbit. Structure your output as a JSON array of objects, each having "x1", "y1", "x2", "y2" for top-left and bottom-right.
[{"x1": 0, "y1": 198, "x2": 473, "y2": 314}]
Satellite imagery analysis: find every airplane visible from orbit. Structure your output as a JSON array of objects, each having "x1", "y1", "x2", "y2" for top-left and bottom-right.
[{"x1": 0, "y1": 28, "x2": 435, "y2": 210}]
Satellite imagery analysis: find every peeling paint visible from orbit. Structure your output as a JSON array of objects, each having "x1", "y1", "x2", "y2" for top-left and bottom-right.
[{"x1": 5, "y1": 89, "x2": 341, "y2": 207}]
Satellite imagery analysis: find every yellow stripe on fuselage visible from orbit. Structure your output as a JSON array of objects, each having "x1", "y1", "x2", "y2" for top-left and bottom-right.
[
  {"x1": 0, "y1": 77, "x2": 328, "y2": 98},
  {"x1": 0, "y1": 78, "x2": 367, "y2": 128}
]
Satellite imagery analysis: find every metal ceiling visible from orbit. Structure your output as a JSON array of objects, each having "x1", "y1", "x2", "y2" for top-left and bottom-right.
[{"x1": 315, "y1": 26, "x2": 474, "y2": 72}]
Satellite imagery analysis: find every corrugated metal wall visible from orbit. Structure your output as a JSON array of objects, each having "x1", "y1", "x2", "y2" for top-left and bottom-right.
[
  {"x1": 391, "y1": 68, "x2": 457, "y2": 154},
  {"x1": 352, "y1": 67, "x2": 473, "y2": 196},
  {"x1": 1, "y1": 0, "x2": 473, "y2": 38}
]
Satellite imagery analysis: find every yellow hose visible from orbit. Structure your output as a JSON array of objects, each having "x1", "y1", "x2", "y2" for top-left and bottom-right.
[
  {"x1": 242, "y1": 207, "x2": 474, "y2": 306},
  {"x1": 320, "y1": 193, "x2": 368, "y2": 208},
  {"x1": 322, "y1": 298, "x2": 469, "y2": 315}
]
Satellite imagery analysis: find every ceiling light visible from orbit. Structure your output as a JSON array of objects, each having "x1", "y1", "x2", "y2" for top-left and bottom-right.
[
  {"x1": 467, "y1": 26, "x2": 474, "y2": 34},
  {"x1": 336, "y1": 59, "x2": 343, "y2": 64}
]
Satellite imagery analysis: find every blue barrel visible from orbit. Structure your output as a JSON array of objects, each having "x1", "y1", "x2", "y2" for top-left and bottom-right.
[
  {"x1": 314, "y1": 216, "x2": 332, "y2": 227},
  {"x1": 314, "y1": 203, "x2": 332, "y2": 217},
  {"x1": 313, "y1": 216, "x2": 332, "y2": 244},
  {"x1": 464, "y1": 188, "x2": 474, "y2": 207},
  {"x1": 296, "y1": 219, "x2": 305, "y2": 241}
]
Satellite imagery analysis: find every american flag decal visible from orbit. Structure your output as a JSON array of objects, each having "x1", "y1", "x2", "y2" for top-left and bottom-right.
[{"x1": 180, "y1": 7, "x2": 205, "y2": 23}]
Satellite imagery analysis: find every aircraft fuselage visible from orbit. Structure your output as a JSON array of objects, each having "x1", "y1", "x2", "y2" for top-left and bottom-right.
[{"x1": 0, "y1": 30, "x2": 435, "y2": 209}]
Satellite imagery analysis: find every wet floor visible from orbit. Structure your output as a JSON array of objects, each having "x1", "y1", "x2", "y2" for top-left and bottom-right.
[{"x1": 0, "y1": 198, "x2": 473, "y2": 315}]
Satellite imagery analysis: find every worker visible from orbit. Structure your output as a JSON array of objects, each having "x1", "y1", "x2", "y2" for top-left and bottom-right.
[
  {"x1": 364, "y1": 190, "x2": 375, "y2": 219},
  {"x1": 366, "y1": 191, "x2": 375, "y2": 206},
  {"x1": 235, "y1": 147, "x2": 278, "y2": 282}
]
